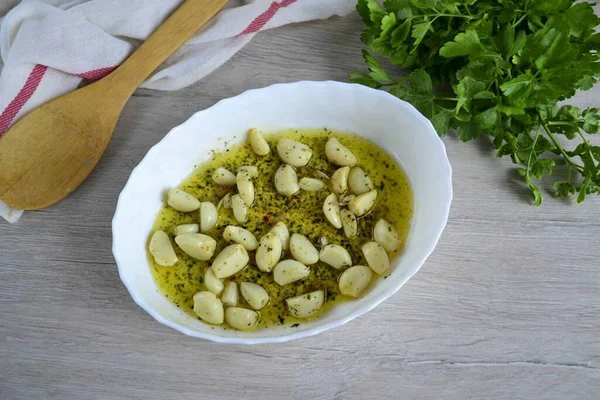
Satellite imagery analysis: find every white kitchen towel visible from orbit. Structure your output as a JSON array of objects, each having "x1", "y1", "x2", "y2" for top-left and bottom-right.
[{"x1": 0, "y1": 0, "x2": 355, "y2": 223}]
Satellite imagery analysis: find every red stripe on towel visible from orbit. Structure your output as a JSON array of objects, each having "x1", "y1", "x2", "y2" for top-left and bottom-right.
[
  {"x1": 77, "y1": 66, "x2": 118, "y2": 80},
  {"x1": 0, "y1": 64, "x2": 48, "y2": 136},
  {"x1": 239, "y1": 0, "x2": 298, "y2": 35}
]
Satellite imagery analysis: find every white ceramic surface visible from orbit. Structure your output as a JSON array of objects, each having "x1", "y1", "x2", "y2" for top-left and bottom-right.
[{"x1": 112, "y1": 81, "x2": 452, "y2": 344}]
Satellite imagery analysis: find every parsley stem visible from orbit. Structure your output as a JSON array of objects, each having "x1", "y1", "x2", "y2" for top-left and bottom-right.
[
  {"x1": 547, "y1": 121, "x2": 574, "y2": 127},
  {"x1": 576, "y1": 131, "x2": 594, "y2": 167},
  {"x1": 577, "y1": 130, "x2": 590, "y2": 146},
  {"x1": 512, "y1": 14, "x2": 528, "y2": 28},
  {"x1": 415, "y1": 14, "x2": 474, "y2": 19},
  {"x1": 525, "y1": 125, "x2": 541, "y2": 180},
  {"x1": 542, "y1": 123, "x2": 585, "y2": 173},
  {"x1": 463, "y1": 4, "x2": 473, "y2": 17},
  {"x1": 435, "y1": 96, "x2": 458, "y2": 101}
]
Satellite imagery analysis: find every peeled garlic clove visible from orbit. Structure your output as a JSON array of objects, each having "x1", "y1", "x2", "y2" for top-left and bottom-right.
[
  {"x1": 273, "y1": 259, "x2": 310, "y2": 286},
  {"x1": 269, "y1": 222, "x2": 290, "y2": 251},
  {"x1": 290, "y1": 234, "x2": 319, "y2": 265},
  {"x1": 173, "y1": 223, "x2": 199, "y2": 236},
  {"x1": 225, "y1": 307, "x2": 260, "y2": 331},
  {"x1": 167, "y1": 188, "x2": 201, "y2": 212},
  {"x1": 340, "y1": 209, "x2": 358, "y2": 238},
  {"x1": 204, "y1": 267, "x2": 224, "y2": 295},
  {"x1": 212, "y1": 244, "x2": 250, "y2": 278},
  {"x1": 149, "y1": 231, "x2": 178, "y2": 266},
  {"x1": 373, "y1": 218, "x2": 401, "y2": 252},
  {"x1": 299, "y1": 177, "x2": 325, "y2": 192},
  {"x1": 362, "y1": 241, "x2": 390, "y2": 275},
  {"x1": 320, "y1": 236, "x2": 329, "y2": 247},
  {"x1": 339, "y1": 193, "x2": 355, "y2": 205},
  {"x1": 199, "y1": 201, "x2": 218, "y2": 232},
  {"x1": 331, "y1": 166, "x2": 350, "y2": 194},
  {"x1": 236, "y1": 170, "x2": 255, "y2": 206},
  {"x1": 323, "y1": 193, "x2": 342, "y2": 229},
  {"x1": 286, "y1": 290, "x2": 324, "y2": 318},
  {"x1": 223, "y1": 225, "x2": 259, "y2": 251},
  {"x1": 276, "y1": 138, "x2": 313, "y2": 167},
  {"x1": 212, "y1": 167, "x2": 236, "y2": 186},
  {"x1": 255, "y1": 232, "x2": 282, "y2": 272},
  {"x1": 348, "y1": 189, "x2": 377, "y2": 217},
  {"x1": 339, "y1": 265, "x2": 373, "y2": 297},
  {"x1": 217, "y1": 192, "x2": 232, "y2": 209},
  {"x1": 319, "y1": 244, "x2": 352, "y2": 269},
  {"x1": 348, "y1": 166, "x2": 374, "y2": 195},
  {"x1": 325, "y1": 138, "x2": 357, "y2": 166},
  {"x1": 248, "y1": 128, "x2": 270, "y2": 156},
  {"x1": 237, "y1": 165, "x2": 259, "y2": 178},
  {"x1": 174, "y1": 233, "x2": 217, "y2": 261},
  {"x1": 221, "y1": 282, "x2": 238, "y2": 306},
  {"x1": 231, "y1": 194, "x2": 248, "y2": 223},
  {"x1": 193, "y1": 291, "x2": 224, "y2": 324},
  {"x1": 315, "y1": 169, "x2": 330, "y2": 181},
  {"x1": 274, "y1": 164, "x2": 300, "y2": 196},
  {"x1": 240, "y1": 282, "x2": 269, "y2": 310}
]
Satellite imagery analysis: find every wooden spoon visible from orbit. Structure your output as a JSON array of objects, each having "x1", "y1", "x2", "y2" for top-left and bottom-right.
[{"x1": 0, "y1": 0, "x2": 228, "y2": 210}]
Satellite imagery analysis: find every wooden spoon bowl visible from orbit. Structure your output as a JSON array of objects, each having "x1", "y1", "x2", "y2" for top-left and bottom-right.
[{"x1": 0, "y1": 0, "x2": 228, "y2": 210}]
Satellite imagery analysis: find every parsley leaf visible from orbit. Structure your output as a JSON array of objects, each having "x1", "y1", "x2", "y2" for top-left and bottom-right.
[{"x1": 440, "y1": 30, "x2": 484, "y2": 57}]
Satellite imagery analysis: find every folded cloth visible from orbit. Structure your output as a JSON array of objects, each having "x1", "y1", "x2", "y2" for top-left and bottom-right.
[{"x1": 0, "y1": 0, "x2": 355, "y2": 223}]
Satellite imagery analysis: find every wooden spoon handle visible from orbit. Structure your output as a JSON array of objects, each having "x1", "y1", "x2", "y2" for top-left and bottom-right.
[{"x1": 105, "y1": 0, "x2": 228, "y2": 96}]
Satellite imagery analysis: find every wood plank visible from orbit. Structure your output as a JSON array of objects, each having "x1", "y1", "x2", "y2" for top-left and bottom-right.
[{"x1": 1, "y1": 11, "x2": 599, "y2": 400}]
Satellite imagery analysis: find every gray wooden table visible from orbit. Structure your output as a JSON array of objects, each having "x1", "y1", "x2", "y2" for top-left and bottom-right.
[{"x1": 1, "y1": 9, "x2": 599, "y2": 400}]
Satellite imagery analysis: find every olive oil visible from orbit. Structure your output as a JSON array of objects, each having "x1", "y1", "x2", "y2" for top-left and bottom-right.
[{"x1": 149, "y1": 128, "x2": 413, "y2": 329}]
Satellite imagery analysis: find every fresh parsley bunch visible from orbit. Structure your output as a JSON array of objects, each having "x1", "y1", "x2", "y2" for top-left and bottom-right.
[{"x1": 351, "y1": 0, "x2": 600, "y2": 205}]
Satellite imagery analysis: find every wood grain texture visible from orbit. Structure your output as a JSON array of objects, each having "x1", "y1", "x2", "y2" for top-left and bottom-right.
[{"x1": 1, "y1": 11, "x2": 599, "y2": 400}]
